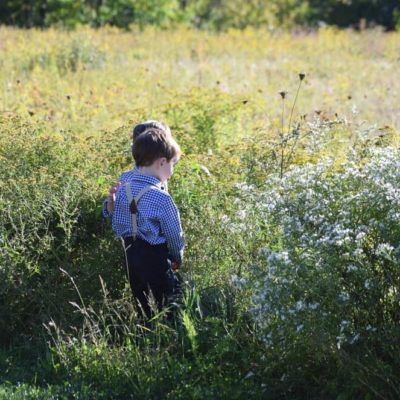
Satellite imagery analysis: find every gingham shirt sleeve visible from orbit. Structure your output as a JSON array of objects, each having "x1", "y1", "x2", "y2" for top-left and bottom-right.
[
  {"x1": 111, "y1": 185, "x2": 131, "y2": 237},
  {"x1": 159, "y1": 195, "x2": 185, "y2": 264}
]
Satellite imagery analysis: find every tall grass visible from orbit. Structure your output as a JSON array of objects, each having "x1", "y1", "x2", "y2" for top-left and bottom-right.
[{"x1": 1, "y1": 27, "x2": 399, "y2": 399}]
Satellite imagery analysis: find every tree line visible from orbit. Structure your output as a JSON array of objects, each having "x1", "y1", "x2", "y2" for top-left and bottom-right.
[{"x1": 0, "y1": 0, "x2": 399, "y2": 30}]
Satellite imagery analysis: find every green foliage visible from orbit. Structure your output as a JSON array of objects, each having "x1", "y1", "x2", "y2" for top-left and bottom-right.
[
  {"x1": 45, "y1": 0, "x2": 86, "y2": 29},
  {"x1": 1, "y1": 0, "x2": 182, "y2": 29},
  {"x1": 182, "y1": 0, "x2": 274, "y2": 30},
  {"x1": 0, "y1": 0, "x2": 399, "y2": 29},
  {"x1": 307, "y1": 0, "x2": 399, "y2": 29},
  {"x1": 0, "y1": 116, "x2": 123, "y2": 344},
  {"x1": 0, "y1": 0, "x2": 46, "y2": 27},
  {"x1": 1, "y1": 27, "x2": 400, "y2": 399}
]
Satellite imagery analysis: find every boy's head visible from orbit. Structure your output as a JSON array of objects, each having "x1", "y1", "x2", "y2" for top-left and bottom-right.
[
  {"x1": 132, "y1": 128, "x2": 181, "y2": 182},
  {"x1": 132, "y1": 120, "x2": 171, "y2": 141}
]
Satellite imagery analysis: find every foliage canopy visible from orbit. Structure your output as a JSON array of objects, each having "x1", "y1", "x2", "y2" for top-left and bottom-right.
[{"x1": 0, "y1": 0, "x2": 399, "y2": 30}]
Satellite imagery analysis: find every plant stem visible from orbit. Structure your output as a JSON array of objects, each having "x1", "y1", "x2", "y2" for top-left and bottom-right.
[
  {"x1": 285, "y1": 123, "x2": 301, "y2": 167},
  {"x1": 287, "y1": 79, "x2": 303, "y2": 136},
  {"x1": 280, "y1": 97, "x2": 285, "y2": 179}
]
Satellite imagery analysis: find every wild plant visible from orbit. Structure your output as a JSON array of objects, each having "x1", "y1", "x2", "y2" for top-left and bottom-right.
[
  {"x1": 235, "y1": 146, "x2": 400, "y2": 396},
  {"x1": 274, "y1": 72, "x2": 306, "y2": 178}
]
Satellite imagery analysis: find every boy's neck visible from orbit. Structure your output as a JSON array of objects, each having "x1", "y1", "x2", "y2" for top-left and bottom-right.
[{"x1": 138, "y1": 166, "x2": 160, "y2": 181}]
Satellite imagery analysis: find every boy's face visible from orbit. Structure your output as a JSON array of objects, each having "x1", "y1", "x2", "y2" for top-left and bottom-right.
[{"x1": 156, "y1": 155, "x2": 179, "y2": 182}]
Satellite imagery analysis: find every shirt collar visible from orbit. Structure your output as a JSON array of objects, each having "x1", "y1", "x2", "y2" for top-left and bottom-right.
[{"x1": 132, "y1": 171, "x2": 162, "y2": 186}]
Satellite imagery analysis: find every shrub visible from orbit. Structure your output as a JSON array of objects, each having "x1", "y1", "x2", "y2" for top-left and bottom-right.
[
  {"x1": 0, "y1": 117, "x2": 124, "y2": 344},
  {"x1": 240, "y1": 146, "x2": 400, "y2": 396}
]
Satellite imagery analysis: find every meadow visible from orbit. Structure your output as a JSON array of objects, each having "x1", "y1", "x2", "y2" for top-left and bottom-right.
[{"x1": 0, "y1": 26, "x2": 400, "y2": 399}]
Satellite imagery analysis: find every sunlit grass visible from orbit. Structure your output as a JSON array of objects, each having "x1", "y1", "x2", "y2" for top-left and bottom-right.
[{"x1": 1, "y1": 26, "x2": 399, "y2": 136}]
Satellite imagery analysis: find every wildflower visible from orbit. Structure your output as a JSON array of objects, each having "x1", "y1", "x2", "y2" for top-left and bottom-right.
[
  {"x1": 200, "y1": 165, "x2": 211, "y2": 176},
  {"x1": 355, "y1": 232, "x2": 366, "y2": 241},
  {"x1": 221, "y1": 214, "x2": 229, "y2": 224},
  {"x1": 244, "y1": 371, "x2": 254, "y2": 379},
  {"x1": 346, "y1": 264, "x2": 358, "y2": 272},
  {"x1": 299, "y1": 72, "x2": 306, "y2": 81},
  {"x1": 279, "y1": 91, "x2": 287, "y2": 99},
  {"x1": 231, "y1": 274, "x2": 246, "y2": 289},
  {"x1": 237, "y1": 209, "x2": 246, "y2": 220},
  {"x1": 349, "y1": 333, "x2": 360, "y2": 344},
  {"x1": 339, "y1": 292, "x2": 350, "y2": 302},
  {"x1": 375, "y1": 243, "x2": 394, "y2": 256}
]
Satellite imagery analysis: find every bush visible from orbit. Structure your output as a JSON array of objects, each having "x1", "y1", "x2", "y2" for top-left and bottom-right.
[
  {"x1": 240, "y1": 147, "x2": 400, "y2": 397},
  {"x1": 0, "y1": 116, "x2": 126, "y2": 344},
  {"x1": 0, "y1": 0, "x2": 399, "y2": 30}
]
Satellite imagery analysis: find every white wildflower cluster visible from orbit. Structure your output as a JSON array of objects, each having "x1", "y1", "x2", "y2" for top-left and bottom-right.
[
  {"x1": 336, "y1": 319, "x2": 361, "y2": 349},
  {"x1": 231, "y1": 274, "x2": 246, "y2": 289},
  {"x1": 304, "y1": 117, "x2": 347, "y2": 155},
  {"x1": 245, "y1": 147, "x2": 400, "y2": 348},
  {"x1": 218, "y1": 181, "x2": 264, "y2": 238}
]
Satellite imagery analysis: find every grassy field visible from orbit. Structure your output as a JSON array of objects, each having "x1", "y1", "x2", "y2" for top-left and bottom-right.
[{"x1": 0, "y1": 27, "x2": 399, "y2": 399}]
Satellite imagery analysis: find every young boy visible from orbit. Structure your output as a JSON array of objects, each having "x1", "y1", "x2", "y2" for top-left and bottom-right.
[
  {"x1": 112, "y1": 128, "x2": 184, "y2": 317},
  {"x1": 102, "y1": 120, "x2": 171, "y2": 217}
]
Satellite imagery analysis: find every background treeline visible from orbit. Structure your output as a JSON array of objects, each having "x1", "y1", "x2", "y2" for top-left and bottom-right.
[{"x1": 1, "y1": 0, "x2": 399, "y2": 30}]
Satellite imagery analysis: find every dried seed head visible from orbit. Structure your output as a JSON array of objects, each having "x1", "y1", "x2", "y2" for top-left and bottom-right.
[
  {"x1": 299, "y1": 73, "x2": 306, "y2": 81},
  {"x1": 279, "y1": 91, "x2": 287, "y2": 99}
]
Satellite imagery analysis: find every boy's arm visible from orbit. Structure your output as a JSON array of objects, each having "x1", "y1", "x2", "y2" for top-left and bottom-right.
[
  {"x1": 102, "y1": 182, "x2": 122, "y2": 218},
  {"x1": 111, "y1": 185, "x2": 130, "y2": 237},
  {"x1": 159, "y1": 195, "x2": 184, "y2": 265}
]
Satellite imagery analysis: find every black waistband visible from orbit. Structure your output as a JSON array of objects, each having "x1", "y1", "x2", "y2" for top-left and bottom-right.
[{"x1": 123, "y1": 236, "x2": 167, "y2": 250}]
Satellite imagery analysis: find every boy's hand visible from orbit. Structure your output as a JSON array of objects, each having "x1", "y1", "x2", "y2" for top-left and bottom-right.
[
  {"x1": 171, "y1": 261, "x2": 180, "y2": 271},
  {"x1": 106, "y1": 182, "x2": 122, "y2": 213}
]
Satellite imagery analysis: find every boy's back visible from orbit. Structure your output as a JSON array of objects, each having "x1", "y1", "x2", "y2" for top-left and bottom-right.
[
  {"x1": 103, "y1": 166, "x2": 168, "y2": 218},
  {"x1": 112, "y1": 172, "x2": 183, "y2": 265}
]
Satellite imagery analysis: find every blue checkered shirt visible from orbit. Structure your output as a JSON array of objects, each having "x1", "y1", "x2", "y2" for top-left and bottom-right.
[
  {"x1": 111, "y1": 172, "x2": 184, "y2": 264},
  {"x1": 102, "y1": 165, "x2": 167, "y2": 218},
  {"x1": 102, "y1": 165, "x2": 138, "y2": 219}
]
